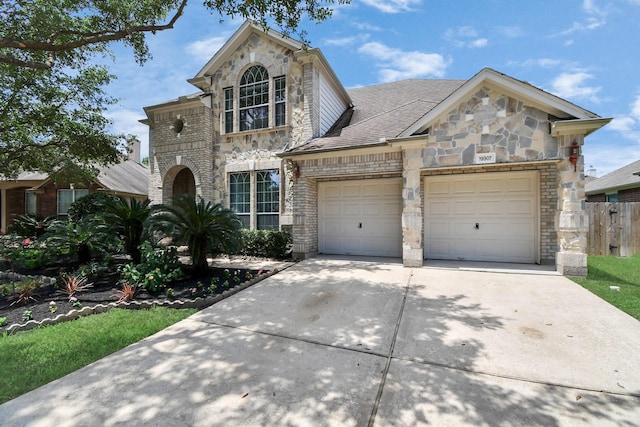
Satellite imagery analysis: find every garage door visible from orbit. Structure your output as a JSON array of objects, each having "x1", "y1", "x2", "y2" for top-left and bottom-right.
[
  {"x1": 424, "y1": 171, "x2": 538, "y2": 263},
  {"x1": 319, "y1": 178, "x2": 402, "y2": 257}
]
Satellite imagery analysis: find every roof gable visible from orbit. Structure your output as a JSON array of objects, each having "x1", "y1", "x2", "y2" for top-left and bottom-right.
[
  {"x1": 400, "y1": 68, "x2": 601, "y2": 138},
  {"x1": 188, "y1": 20, "x2": 304, "y2": 89}
]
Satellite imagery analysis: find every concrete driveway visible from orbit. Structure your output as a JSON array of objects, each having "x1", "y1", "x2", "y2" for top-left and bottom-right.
[{"x1": 1, "y1": 257, "x2": 639, "y2": 426}]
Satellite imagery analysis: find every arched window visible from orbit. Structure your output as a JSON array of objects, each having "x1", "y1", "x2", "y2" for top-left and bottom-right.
[{"x1": 239, "y1": 65, "x2": 269, "y2": 131}]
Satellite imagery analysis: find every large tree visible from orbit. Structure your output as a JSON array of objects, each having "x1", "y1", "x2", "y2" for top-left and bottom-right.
[{"x1": 0, "y1": 0, "x2": 341, "y2": 178}]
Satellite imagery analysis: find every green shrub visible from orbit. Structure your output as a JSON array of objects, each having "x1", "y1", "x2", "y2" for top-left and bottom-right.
[
  {"x1": 236, "y1": 229, "x2": 292, "y2": 258},
  {"x1": 67, "y1": 192, "x2": 119, "y2": 224},
  {"x1": 119, "y1": 241, "x2": 183, "y2": 293}
]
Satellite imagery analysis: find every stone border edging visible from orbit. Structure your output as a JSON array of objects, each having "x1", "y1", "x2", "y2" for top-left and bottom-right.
[{"x1": 4, "y1": 268, "x2": 282, "y2": 334}]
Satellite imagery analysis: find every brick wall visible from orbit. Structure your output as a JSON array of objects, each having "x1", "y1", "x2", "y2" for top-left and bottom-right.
[
  {"x1": 586, "y1": 193, "x2": 606, "y2": 202},
  {"x1": 619, "y1": 187, "x2": 640, "y2": 202}
]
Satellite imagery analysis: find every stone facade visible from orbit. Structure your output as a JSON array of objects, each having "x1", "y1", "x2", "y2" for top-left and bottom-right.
[{"x1": 145, "y1": 23, "x2": 607, "y2": 277}]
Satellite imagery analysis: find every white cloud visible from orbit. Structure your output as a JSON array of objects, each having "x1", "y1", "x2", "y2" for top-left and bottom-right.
[
  {"x1": 186, "y1": 36, "x2": 229, "y2": 62},
  {"x1": 469, "y1": 38, "x2": 488, "y2": 48},
  {"x1": 497, "y1": 26, "x2": 524, "y2": 38},
  {"x1": 325, "y1": 34, "x2": 370, "y2": 46},
  {"x1": 360, "y1": 0, "x2": 422, "y2": 13},
  {"x1": 554, "y1": 0, "x2": 607, "y2": 36},
  {"x1": 631, "y1": 94, "x2": 640, "y2": 119},
  {"x1": 444, "y1": 26, "x2": 488, "y2": 48},
  {"x1": 609, "y1": 116, "x2": 636, "y2": 132},
  {"x1": 358, "y1": 42, "x2": 448, "y2": 82},
  {"x1": 550, "y1": 71, "x2": 601, "y2": 102},
  {"x1": 511, "y1": 58, "x2": 564, "y2": 68}
]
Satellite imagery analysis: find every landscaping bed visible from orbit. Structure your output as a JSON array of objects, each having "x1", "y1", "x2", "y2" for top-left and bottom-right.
[{"x1": 0, "y1": 261, "x2": 271, "y2": 333}]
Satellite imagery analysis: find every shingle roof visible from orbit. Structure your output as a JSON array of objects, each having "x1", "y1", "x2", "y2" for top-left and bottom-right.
[
  {"x1": 585, "y1": 159, "x2": 640, "y2": 194},
  {"x1": 7, "y1": 160, "x2": 148, "y2": 196},
  {"x1": 97, "y1": 160, "x2": 149, "y2": 196},
  {"x1": 287, "y1": 79, "x2": 465, "y2": 154}
]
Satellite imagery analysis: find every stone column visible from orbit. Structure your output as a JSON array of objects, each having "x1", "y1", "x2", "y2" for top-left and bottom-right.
[
  {"x1": 291, "y1": 176, "x2": 317, "y2": 259},
  {"x1": 556, "y1": 134, "x2": 588, "y2": 276},
  {"x1": 402, "y1": 147, "x2": 424, "y2": 267}
]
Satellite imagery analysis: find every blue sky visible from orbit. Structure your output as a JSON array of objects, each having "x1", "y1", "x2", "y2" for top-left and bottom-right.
[{"x1": 103, "y1": 0, "x2": 640, "y2": 177}]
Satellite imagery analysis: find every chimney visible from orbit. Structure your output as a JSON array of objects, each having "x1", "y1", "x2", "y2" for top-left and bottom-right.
[
  {"x1": 586, "y1": 165, "x2": 597, "y2": 178},
  {"x1": 128, "y1": 138, "x2": 141, "y2": 163}
]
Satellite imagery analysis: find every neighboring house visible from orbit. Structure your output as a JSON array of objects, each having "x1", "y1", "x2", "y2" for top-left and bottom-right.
[
  {"x1": 586, "y1": 159, "x2": 640, "y2": 202},
  {"x1": 142, "y1": 21, "x2": 611, "y2": 276},
  {"x1": 0, "y1": 141, "x2": 148, "y2": 230}
]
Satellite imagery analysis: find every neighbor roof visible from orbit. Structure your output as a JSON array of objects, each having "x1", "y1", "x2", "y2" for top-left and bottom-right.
[
  {"x1": 585, "y1": 159, "x2": 640, "y2": 195},
  {"x1": 97, "y1": 160, "x2": 148, "y2": 196},
  {"x1": 286, "y1": 79, "x2": 466, "y2": 154},
  {"x1": 5, "y1": 160, "x2": 148, "y2": 197}
]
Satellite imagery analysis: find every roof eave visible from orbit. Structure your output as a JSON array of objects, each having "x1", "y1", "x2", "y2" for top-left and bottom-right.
[{"x1": 551, "y1": 117, "x2": 612, "y2": 137}]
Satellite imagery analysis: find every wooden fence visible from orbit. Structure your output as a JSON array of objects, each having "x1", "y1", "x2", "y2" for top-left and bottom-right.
[{"x1": 586, "y1": 202, "x2": 640, "y2": 256}]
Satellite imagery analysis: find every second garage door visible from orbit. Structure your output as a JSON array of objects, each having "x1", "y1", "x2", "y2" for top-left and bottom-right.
[
  {"x1": 319, "y1": 178, "x2": 402, "y2": 257},
  {"x1": 424, "y1": 171, "x2": 538, "y2": 263}
]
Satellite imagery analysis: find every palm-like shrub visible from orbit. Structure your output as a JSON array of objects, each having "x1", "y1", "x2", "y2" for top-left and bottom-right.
[
  {"x1": 148, "y1": 195, "x2": 242, "y2": 273},
  {"x1": 7, "y1": 214, "x2": 55, "y2": 238},
  {"x1": 102, "y1": 197, "x2": 151, "y2": 263},
  {"x1": 45, "y1": 216, "x2": 115, "y2": 265}
]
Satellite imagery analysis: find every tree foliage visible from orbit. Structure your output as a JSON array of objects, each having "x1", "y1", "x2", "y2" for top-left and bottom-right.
[{"x1": 0, "y1": 0, "x2": 342, "y2": 177}]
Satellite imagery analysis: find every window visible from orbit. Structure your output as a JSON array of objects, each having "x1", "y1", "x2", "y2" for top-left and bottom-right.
[
  {"x1": 274, "y1": 76, "x2": 286, "y2": 127},
  {"x1": 25, "y1": 192, "x2": 36, "y2": 215},
  {"x1": 239, "y1": 65, "x2": 269, "y2": 131},
  {"x1": 57, "y1": 189, "x2": 89, "y2": 215},
  {"x1": 229, "y1": 173, "x2": 250, "y2": 228},
  {"x1": 606, "y1": 193, "x2": 619, "y2": 203},
  {"x1": 256, "y1": 169, "x2": 280, "y2": 230},
  {"x1": 229, "y1": 169, "x2": 280, "y2": 230},
  {"x1": 224, "y1": 87, "x2": 234, "y2": 134}
]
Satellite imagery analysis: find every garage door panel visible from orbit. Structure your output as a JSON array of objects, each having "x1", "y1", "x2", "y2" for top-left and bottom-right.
[
  {"x1": 319, "y1": 179, "x2": 402, "y2": 257},
  {"x1": 427, "y1": 201, "x2": 450, "y2": 215},
  {"x1": 508, "y1": 177, "x2": 534, "y2": 192},
  {"x1": 477, "y1": 179, "x2": 502, "y2": 193},
  {"x1": 425, "y1": 171, "x2": 538, "y2": 263},
  {"x1": 427, "y1": 181, "x2": 449, "y2": 195},
  {"x1": 453, "y1": 180, "x2": 476, "y2": 194}
]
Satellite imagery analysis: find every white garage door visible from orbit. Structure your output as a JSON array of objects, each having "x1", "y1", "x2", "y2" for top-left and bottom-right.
[
  {"x1": 319, "y1": 178, "x2": 402, "y2": 257},
  {"x1": 424, "y1": 171, "x2": 538, "y2": 263}
]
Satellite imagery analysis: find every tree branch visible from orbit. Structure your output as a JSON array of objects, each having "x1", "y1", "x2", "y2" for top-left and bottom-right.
[{"x1": 0, "y1": 0, "x2": 188, "y2": 69}]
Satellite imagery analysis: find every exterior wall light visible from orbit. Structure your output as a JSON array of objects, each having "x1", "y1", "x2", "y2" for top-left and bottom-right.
[
  {"x1": 294, "y1": 162, "x2": 300, "y2": 179},
  {"x1": 569, "y1": 140, "x2": 580, "y2": 172}
]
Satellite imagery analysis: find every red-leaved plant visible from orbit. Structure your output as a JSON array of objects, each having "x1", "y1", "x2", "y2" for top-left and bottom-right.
[
  {"x1": 58, "y1": 273, "x2": 93, "y2": 300},
  {"x1": 115, "y1": 283, "x2": 139, "y2": 303}
]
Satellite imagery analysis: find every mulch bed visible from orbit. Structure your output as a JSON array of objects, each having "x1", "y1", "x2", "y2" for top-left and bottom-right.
[{"x1": 0, "y1": 263, "x2": 264, "y2": 333}]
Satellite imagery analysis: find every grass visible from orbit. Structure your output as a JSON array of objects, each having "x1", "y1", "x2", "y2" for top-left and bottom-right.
[
  {"x1": 0, "y1": 307, "x2": 196, "y2": 404},
  {"x1": 572, "y1": 254, "x2": 640, "y2": 321}
]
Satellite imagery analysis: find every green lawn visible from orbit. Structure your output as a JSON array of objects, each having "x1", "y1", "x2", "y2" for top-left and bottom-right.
[
  {"x1": 0, "y1": 307, "x2": 196, "y2": 404},
  {"x1": 572, "y1": 255, "x2": 640, "y2": 321}
]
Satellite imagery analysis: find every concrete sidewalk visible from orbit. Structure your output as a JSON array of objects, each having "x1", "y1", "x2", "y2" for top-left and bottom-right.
[{"x1": 1, "y1": 257, "x2": 639, "y2": 426}]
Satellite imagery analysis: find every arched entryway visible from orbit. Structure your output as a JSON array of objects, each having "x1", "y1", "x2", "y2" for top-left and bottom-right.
[
  {"x1": 172, "y1": 168, "x2": 196, "y2": 200},
  {"x1": 162, "y1": 166, "x2": 198, "y2": 204}
]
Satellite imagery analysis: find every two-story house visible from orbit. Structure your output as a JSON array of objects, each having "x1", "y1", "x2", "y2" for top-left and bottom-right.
[{"x1": 142, "y1": 21, "x2": 610, "y2": 276}]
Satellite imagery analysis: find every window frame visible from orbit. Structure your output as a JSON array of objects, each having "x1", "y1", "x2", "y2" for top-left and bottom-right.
[
  {"x1": 256, "y1": 169, "x2": 280, "y2": 230},
  {"x1": 239, "y1": 65, "x2": 270, "y2": 131},
  {"x1": 274, "y1": 75, "x2": 286, "y2": 127},
  {"x1": 57, "y1": 188, "x2": 89, "y2": 216},
  {"x1": 224, "y1": 87, "x2": 234, "y2": 134},
  {"x1": 229, "y1": 172, "x2": 251, "y2": 228},
  {"x1": 25, "y1": 191, "x2": 37, "y2": 216}
]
